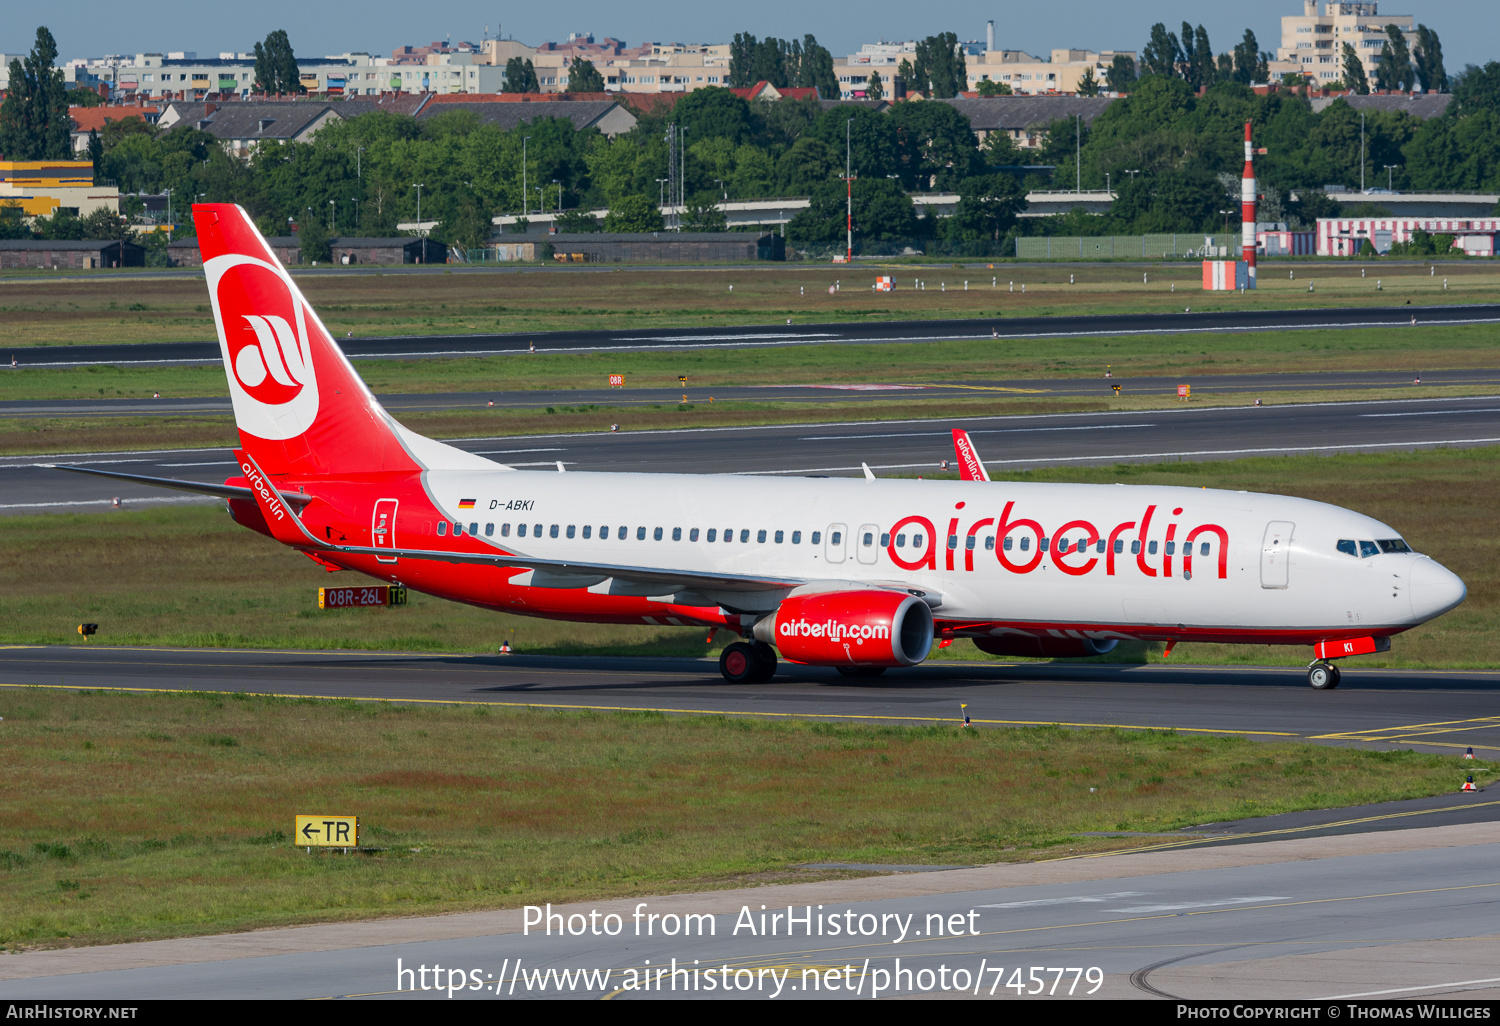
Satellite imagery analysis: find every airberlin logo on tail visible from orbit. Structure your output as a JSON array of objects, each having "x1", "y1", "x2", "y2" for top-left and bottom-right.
[
  {"x1": 239, "y1": 460, "x2": 287, "y2": 522},
  {"x1": 206, "y1": 254, "x2": 320, "y2": 440},
  {"x1": 779, "y1": 618, "x2": 890, "y2": 643}
]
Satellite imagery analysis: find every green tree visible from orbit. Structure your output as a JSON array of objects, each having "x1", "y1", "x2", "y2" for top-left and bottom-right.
[
  {"x1": 1183, "y1": 24, "x2": 1215, "y2": 91},
  {"x1": 1077, "y1": 67, "x2": 1100, "y2": 97},
  {"x1": 253, "y1": 30, "x2": 304, "y2": 95},
  {"x1": 1232, "y1": 30, "x2": 1269, "y2": 85},
  {"x1": 0, "y1": 202, "x2": 33, "y2": 239},
  {"x1": 604, "y1": 194, "x2": 664, "y2": 232},
  {"x1": 67, "y1": 87, "x2": 103, "y2": 107},
  {"x1": 1374, "y1": 26, "x2": 1414, "y2": 93},
  {"x1": 889, "y1": 100, "x2": 982, "y2": 190},
  {"x1": 911, "y1": 33, "x2": 967, "y2": 99},
  {"x1": 1140, "y1": 24, "x2": 1182, "y2": 80},
  {"x1": 555, "y1": 209, "x2": 601, "y2": 232},
  {"x1": 775, "y1": 136, "x2": 839, "y2": 193},
  {"x1": 1450, "y1": 62, "x2": 1500, "y2": 116},
  {"x1": 87, "y1": 129, "x2": 103, "y2": 181},
  {"x1": 865, "y1": 70, "x2": 884, "y2": 101},
  {"x1": 1412, "y1": 26, "x2": 1447, "y2": 94},
  {"x1": 0, "y1": 27, "x2": 71, "y2": 161},
  {"x1": 1342, "y1": 43, "x2": 1370, "y2": 95},
  {"x1": 295, "y1": 206, "x2": 331, "y2": 262},
  {"x1": 975, "y1": 78, "x2": 1010, "y2": 97},
  {"x1": 567, "y1": 59, "x2": 604, "y2": 93},
  {"x1": 674, "y1": 86, "x2": 755, "y2": 145},
  {"x1": 943, "y1": 172, "x2": 1026, "y2": 240},
  {"x1": 794, "y1": 35, "x2": 839, "y2": 100},
  {"x1": 505, "y1": 57, "x2": 539, "y2": 94},
  {"x1": 683, "y1": 198, "x2": 727, "y2": 231},
  {"x1": 1107, "y1": 54, "x2": 1138, "y2": 93},
  {"x1": 807, "y1": 105, "x2": 900, "y2": 181},
  {"x1": 787, "y1": 176, "x2": 916, "y2": 246},
  {"x1": 728, "y1": 33, "x2": 758, "y2": 88}
]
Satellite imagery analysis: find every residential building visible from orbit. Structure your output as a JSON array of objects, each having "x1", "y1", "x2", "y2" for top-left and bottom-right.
[
  {"x1": 68, "y1": 105, "x2": 162, "y2": 154},
  {"x1": 1272, "y1": 1, "x2": 1417, "y2": 85},
  {"x1": 939, "y1": 96, "x2": 1116, "y2": 148},
  {"x1": 155, "y1": 101, "x2": 342, "y2": 156},
  {"x1": 417, "y1": 98, "x2": 637, "y2": 137},
  {"x1": 0, "y1": 160, "x2": 119, "y2": 218},
  {"x1": 966, "y1": 49, "x2": 1134, "y2": 96}
]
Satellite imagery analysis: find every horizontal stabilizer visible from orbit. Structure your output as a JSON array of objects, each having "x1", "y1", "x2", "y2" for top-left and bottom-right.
[{"x1": 46, "y1": 463, "x2": 313, "y2": 507}]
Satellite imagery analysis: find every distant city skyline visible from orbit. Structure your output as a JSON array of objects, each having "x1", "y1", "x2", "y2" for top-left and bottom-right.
[{"x1": 6, "y1": 1, "x2": 1497, "y2": 74}]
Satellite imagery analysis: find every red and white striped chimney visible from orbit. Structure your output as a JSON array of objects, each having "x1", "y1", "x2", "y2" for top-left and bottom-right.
[{"x1": 1241, "y1": 121, "x2": 1257, "y2": 287}]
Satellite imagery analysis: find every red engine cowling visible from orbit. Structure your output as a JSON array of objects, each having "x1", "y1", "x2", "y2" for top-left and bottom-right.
[
  {"x1": 755, "y1": 590, "x2": 934, "y2": 667},
  {"x1": 973, "y1": 635, "x2": 1119, "y2": 659}
]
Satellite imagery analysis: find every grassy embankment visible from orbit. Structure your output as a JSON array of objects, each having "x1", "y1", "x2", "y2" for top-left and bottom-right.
[
  {"x1": 2, "y1": 446, "x2": 1495, "y2": 667},
  {"x1": 1, "y1": 263, "x2": 1494, "y2": 346},
  {"x1": 0, "y1": 686, "x2": 1490, "y2": 950}
]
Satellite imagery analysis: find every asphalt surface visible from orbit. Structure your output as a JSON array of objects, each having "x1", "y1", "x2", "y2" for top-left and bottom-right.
[
  {"x1": 6, "y1": 302, "x2": 1499, "y2": 368},
  {"x1": 5, "y1": 368, "x2": 1499, "y2": 421},
  {"x1": 1, "y1": 829, "x2": 1496, "y2": 999},
  {"x1": 4, "y1": 647, "x2": 1498, "y2": 759},
  {"x1": 7, "y1": 394, "x2": 1500, "y2": 514}
]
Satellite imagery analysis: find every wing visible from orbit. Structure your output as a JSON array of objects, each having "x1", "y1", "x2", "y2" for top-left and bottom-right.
[{"x1": 46, "y1": 463, "x2": 314, "y2": 508}]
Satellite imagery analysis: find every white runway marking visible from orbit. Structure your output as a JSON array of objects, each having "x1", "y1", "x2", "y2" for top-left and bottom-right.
[
  {"x1": 1105, "y1": 896, "x2": 1289, "y2": 913},
  {"x1": 799, "y1": 424, "x2": 1152, "y2": 441},
  {"x1": 1361, "y1": 408, "x2": 1500, "y2": 418},
  {"x1": 159, "y1": 461, "x2": 237, "y2": 467},
  {"x1": 979, "y1": 891, "x2": 1147, "y2": 909}
]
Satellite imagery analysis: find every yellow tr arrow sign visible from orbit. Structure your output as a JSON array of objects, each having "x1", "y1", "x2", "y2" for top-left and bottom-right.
[{"x1": 295, "y1": 815, "x2": 359, "y2": 847}]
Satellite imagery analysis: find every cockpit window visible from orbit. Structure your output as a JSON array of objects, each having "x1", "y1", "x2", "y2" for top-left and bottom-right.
[
  {"x1": 1377, "y1": 539, "x2": 1412, "y2": 554},
  {"x1": 1359, "y1": 540, "x2": 1380, "y2": 558},
  {"x1": 1337, "y1": 540, "x2": 1357, "y2": 557}
]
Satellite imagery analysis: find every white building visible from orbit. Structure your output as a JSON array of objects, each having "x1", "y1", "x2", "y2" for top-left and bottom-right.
[{"x1": 1272, "y1": 2, "x2": 1418, "y2": 85}]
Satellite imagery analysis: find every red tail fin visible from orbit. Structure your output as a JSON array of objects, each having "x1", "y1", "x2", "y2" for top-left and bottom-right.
[
  {"x1": 195, "y1": 204, "x2": 452, "y2": 479},
  {"x1": 951, "y1": 429, "x2": 991, "y2": 482}
]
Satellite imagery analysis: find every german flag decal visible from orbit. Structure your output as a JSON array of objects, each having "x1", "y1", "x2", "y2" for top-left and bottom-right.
[{"x1": 458, "y1": 498, "x2": 476, "y2": 509}]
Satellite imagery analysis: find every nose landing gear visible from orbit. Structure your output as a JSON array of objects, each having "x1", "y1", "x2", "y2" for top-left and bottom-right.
[{"x1": 1307, "y1": 661, "x2": 1342, "y2": 690}]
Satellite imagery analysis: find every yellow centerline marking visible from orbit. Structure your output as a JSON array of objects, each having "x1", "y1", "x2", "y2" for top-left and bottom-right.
[{"x1": 0, "y1": 683, "x2": 1295, "y2": 736}]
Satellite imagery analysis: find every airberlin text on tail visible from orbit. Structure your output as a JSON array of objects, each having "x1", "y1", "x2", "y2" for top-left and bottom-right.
[{"x1": 235, "y1": 449, "x2": 288, "y2": 524}]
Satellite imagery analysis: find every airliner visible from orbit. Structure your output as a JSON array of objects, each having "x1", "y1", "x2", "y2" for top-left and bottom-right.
[{"x1": 58, "y1": 204, "x2": 1466, "y2": 690}]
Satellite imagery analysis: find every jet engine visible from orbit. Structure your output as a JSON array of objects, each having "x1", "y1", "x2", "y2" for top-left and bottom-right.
[{"x1": 755, "y1": 590, "x2": 934, "y2": 667}]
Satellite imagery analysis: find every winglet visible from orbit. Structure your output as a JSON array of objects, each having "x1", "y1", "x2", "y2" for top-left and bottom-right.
[
  {"x1": 951, "y1": 429, "x2": 990, "y2": 482},
  {"x1": 234, "y1": 448, "x2": 324, "y2": 548}
]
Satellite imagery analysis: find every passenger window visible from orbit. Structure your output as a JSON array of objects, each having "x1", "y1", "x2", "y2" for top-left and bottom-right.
[
  {"x1": 1096, "y1": 540, "x2": 1106, "y2": 554},
  {"x1": 437, "y1": 522, "x2": 448, "y2": 536},
  {"x1": 1360, "y1": 540, "x2": 1379, "y2": 558},
  {"x1": 811, "y1": 531, "x2": 822, "y2": 545},
  {"x1": 653, "y1": 527, "x2": 663, "y2": 541},
  {"x1": 707, "y1": 529, "x2": 717, "y2": 542},
  {"x1": 1019, "y1": 537, "x2": 1030, "y2": 551},
  {"x1": 1199, "y1": 542, "x2": 1209, "y2": 556},
  {"x1": 515, "y1": 523, "x2": 525, "y2": 537},
  {"x1": 598, "y1": 526, "x2": 608, "y2": 539},
  {"x1": 501, "y1": 523, "x2": 511, "y2": 537},
  {"x1": 758, "y1": 530, "x2": 768, "y2": 543},
  {"x1": 582, "y1": 525, "x2": 591, "y2": 539},
  {"x1": 1337, "y1": 540, "x2": 1357, "y2": 556},
  {"x1": 534, "y1": 523, "x2": 542, "y2": 537},
  {"x1": 1113, "y1": 539, "x2": 1123, "y2": 554},
  {"x1": 775, "y1": 530, "x2": 784, "y2": 543},
  {"x1": 566, "y1": 525, "x2": 576, "y2": 539},
  {"x1": 637, "y1": 527, "x2": 647, "y2": 540},
  {"x1": 966, "y1": 535, "x2": 976, "y2": 550},
  {"x1": 1004, "y1": 537, "x2": 1013, "y2": 551},
  {"x1": 724, "y1": 528, "x2": 733, "y2": 542},
  {"x1": 830, "y1": 531, "x2": 842, "y2": 545},
  {"x1": 1131, "y1": 540, "x2": 1141, "y2": 554},
  {"x1": 947, "y1": 534, "x2": 958, "y2": 550},
  {"x1": 468, "y1": 522, "x2": 478, "y2": 536},
  {"x1": 671, "y1": 527, "x2": 681, "y2": 541},
  {"x1": 1040, "y1": 537, "x2": 1050, "y2": 552},
  {"x1": 984, "y1": 536, "x2": 995, "y2": 550},
  {"x1": 1148, "y1": 540, "x2": 1157, "y2": 555},
  {"x1": 617, "y1": 526, "x2": 625, "y2": 539},
  {"x1": 1165, "y1": 541, "x2": 1175, "y2": 555},
  {"x1": 864, "y1": 532, "x2": 874, "y2": 546},
  {"x1": 792, "y1": 531, "x2": 801, "y2": 544},
  {"x1": 485, "y1": 523, "x2": 494, "y2": 537},
  {"x1": 913, "y1": 534, "x2": 924, "y2": 547},
  {"x1": 741, "y1": 529, "x2": 751, "y2": 543},
  {"x1": 550, "y1": 524, "x2": 559, "y2": 539},
  {"x1": 896, "y1": 533, "x2": 906, "y2": 547},
  {"x1": 689, "y1": 528, "x2": 699, "y2": 542},
  {"x1": 453, "y1": 523, "x2": 464, "y2": 536},
  {"x1": 881, "y1": 533, "x2": 891, "y2": 546}
]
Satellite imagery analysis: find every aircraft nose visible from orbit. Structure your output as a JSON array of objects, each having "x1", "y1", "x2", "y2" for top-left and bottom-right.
[{"x1": 1410, "y1": 556, "x2": 1466, "y2": 622}]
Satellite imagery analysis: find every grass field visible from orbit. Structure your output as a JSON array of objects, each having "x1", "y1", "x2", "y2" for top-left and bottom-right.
[
  {"x1": 1, "y1": 262, "x2": 1494, "y2": 347},
  {"x1": 0, "y1": 687, "x2": 1488, "y2": 949},
  {"x1": 2, "y1": 321, "x2": 1495, "y2": 408},
  {"x1": 2, "y1": 446, "x2": 1495, "y2": 667}
]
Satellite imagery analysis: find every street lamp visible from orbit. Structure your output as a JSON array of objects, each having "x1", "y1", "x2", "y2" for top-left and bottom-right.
[
  {"x1": 1383, "y1": 164, "x2": 1399, "y2": 191},
  {"x1": 713, "y1": 178, "x2": 726, "y2": 201},
  {"x1": 163, "y1": 187, "x2": 173, "y2": 240},
  {"x1": 412, "y1": 183, "x2": 425, "y2": 235},
  {"x1": 329, "y1": 198, "x2": 336, "y2": 232},
  {"x1": 1124, "y1": 169, "x2": 1141, "y2": 182},
  {"x1": 356, "y1": 146, "x2": 365, "y2": 180},
  {"x1": 657, "y1": 177, "x2": 668, "y2": 211},
  {"x1": 522, "y1": 136, "x2": 532, "y2": 215}
]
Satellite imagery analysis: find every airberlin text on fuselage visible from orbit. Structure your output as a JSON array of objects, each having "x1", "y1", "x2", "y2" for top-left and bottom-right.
[
  {"x1": 239, "y1": 461, "x2": 287, "y2": 522},
  {"x1": 780, "y1": 618, "x2": 891, "y2": 642},
  {"x1": 888, "y1": 501, "x2": 1230, "y2": 580}
]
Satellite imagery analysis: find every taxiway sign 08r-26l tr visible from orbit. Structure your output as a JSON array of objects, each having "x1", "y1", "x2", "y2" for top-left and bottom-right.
[{"x1": 58, "y1": 205, "x2": 1467, "y2": 688}]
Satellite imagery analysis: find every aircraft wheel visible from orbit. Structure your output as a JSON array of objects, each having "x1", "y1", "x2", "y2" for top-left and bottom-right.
[
  {"x1": 1307, "y1": 662, "x2": 1340, "y2": 690},
  {"x1": 836, "y1": 666, "x2": 887, "y2": 678},
  {"x1": 749, "y1": 643, "x2": 778, "y2": 683},
  {"x1": 720, "y1": 642, "x2": 758, "y2": 684}
]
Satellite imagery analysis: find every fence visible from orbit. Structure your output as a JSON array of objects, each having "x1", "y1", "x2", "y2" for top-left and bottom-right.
[{"x1": 1016, "y1": 234, "x2": 1242, "y2": 260}]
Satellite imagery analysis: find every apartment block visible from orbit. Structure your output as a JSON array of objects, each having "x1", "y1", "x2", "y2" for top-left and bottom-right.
[{"x1": 1272, "y1": 1, "x2": 1417, "y2": 85}]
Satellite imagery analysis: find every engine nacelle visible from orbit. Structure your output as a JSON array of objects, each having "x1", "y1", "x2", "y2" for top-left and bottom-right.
[
  {"x1": 973, "y1": 635, "x2": 1119, "y2": 659},
  {"x1": 755, "y1": 590, "x2": 934, "y2": 667}
]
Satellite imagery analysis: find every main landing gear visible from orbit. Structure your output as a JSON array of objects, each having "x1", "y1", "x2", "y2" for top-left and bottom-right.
[
  {"x1": 1307, "y1": 661, "x2": 1342, "y2": 690},
  {"x1": 720, "y1": 641, "x2": 777, "y2": 683}
]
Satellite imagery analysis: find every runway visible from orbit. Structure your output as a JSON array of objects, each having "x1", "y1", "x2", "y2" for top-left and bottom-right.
[
  {"x1": 4, "y1": 646, "x2": 1499, "y2": 758},
  {"x1": 6, "y1": 302, "x2": 1498, "y2": 368},
  {"x1": 6, "y1": 394, "x2": 1500, "y2": 514},
  {"x1": 1, "y1": 819, "x2": 1497, "y2": 999},
  {"x1": 5, "y1": 367, "x2": 1499, "y2": 421}
]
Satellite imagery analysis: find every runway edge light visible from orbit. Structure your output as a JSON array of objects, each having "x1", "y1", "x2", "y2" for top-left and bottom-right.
[{"x1": 1461, "y1": 776, "x2": 1478, "y2": 792}]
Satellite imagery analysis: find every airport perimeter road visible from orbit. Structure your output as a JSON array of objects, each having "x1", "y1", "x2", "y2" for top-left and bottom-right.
[
  {"x1": 1, "y1": 825, "x2": 1498, "y2": 999},
  {"x1": 3, "y1": 647, "x2": 1499, "y2": 758},
  {"x1": 5, "y1": 394, "x2": 1499, "y2": 514},
  {"x1": 6, "y1": 367, "x2": 1500, "y2": 421},
  {"x1": 7, "y1": 302, "x2": 1500, "y2": 368}
]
